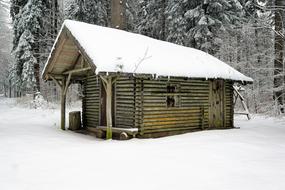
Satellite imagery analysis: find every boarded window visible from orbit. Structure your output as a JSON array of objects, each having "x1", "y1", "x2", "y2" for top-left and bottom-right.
[{"x1": 166, "y1": 84, "x2": 180, "y2": 107}]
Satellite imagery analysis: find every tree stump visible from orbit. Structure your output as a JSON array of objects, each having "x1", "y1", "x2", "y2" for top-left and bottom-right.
[{"x1": 69, "y1": 111, "x2": 81, "y2": 131}]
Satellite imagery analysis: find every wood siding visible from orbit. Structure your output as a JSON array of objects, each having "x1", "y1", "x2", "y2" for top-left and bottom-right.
[
  {"x1": 115, "y1": 77, "x2": 136, "y2": 128},
  {"x1": 82, "y1": 74, "x2": 234, "y2": 138},
  {"x1": 139, "y1": 78, "x2": 210, "y2": 136},
  {"x1": 82, "y1": 75, "x2": 100, "y2": 128},
  {"x1": 224, "y1": 81, "x2": 234, "y2": 128}
]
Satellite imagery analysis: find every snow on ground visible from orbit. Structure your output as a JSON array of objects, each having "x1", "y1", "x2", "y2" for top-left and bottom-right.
[{"x1": 0, "y1": 97, "x2": 285, "y2": 190}]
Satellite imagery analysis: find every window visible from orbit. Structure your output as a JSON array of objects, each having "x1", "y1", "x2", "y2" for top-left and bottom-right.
[{"x1": 166, "y1": 84, "x2": 180, "y2": 107}]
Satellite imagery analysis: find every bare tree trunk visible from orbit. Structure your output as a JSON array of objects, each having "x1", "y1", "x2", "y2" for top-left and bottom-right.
[
  {"x1": 274, "y1": 0, "x2": 284, "y2": 113},
  {"x1": 111, "y1": 0, "x2": 126, "y2": 29},
  {"x1": 161, "y1": 0, "x2": 166, "y2": 41},
  {"x1": 54, "y1": 0, "x2": 58, "y2": 35},
  {"x1": 9, "y1": 79, "x2": 11, "y2": 98}
]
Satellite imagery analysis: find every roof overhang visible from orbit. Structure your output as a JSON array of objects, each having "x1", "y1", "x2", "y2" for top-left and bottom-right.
[
  {"x1": 42, "y1": 20, "x2": 253, "y2": 85},
  {"x1": 42, "y1": 26, "x2": 96, "y2": 81}
]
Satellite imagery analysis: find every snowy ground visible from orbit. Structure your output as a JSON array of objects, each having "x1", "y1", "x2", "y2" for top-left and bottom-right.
[{"x1": 0, "y1": 97, "x2": 285, "y2": 190}]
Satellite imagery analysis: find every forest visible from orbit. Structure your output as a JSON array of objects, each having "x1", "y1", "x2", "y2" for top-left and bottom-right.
[{"x1": 0, "y1": 0, "x2": 284, "y2": 115}]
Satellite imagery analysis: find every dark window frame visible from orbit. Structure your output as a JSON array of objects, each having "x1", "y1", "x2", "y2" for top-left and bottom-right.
[{"x1": 166, "y1": 83, "x2": 181, "y2": 108}]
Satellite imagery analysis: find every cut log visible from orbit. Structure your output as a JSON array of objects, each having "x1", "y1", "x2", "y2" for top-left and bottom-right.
[{"x1": 69, "y1": 111, "x2": 82, "y2": 131}]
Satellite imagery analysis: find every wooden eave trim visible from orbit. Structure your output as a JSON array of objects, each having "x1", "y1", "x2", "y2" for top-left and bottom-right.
[{"x1": 97, "y1": 71, "x2": 252, "y2": 84}]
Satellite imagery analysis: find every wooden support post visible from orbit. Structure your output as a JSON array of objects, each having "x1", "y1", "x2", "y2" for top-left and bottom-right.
[
  {"x1": 61, "y1": 77, "x2": 66, "y2": 130},
  {"x1": 48, "y1": 73, "x2": 72, "y2": 130},
  {"x1": 100, "y1": 76, "x2": 113, "y2": 140}
]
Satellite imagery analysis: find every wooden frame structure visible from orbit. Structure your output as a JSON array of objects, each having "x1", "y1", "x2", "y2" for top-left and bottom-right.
[
  {"x1": 42, "y1": 21, "x2": 252, "y2": 140},
  {"x1": 42, "y1": 26, "x2": 95, "y2": 131},
  {"x1": 233, "y1": 85, "x2": 251, "y2": 120},
  {"x1": 81, "y1": 74, "x2": 235, "y2": 139}
]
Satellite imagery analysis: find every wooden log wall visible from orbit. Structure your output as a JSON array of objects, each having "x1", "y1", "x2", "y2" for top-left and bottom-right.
[
  {"x1": 115, "y1": 77, "x2": 136, "y2": 128},
  {"x1": 82, "y1": 75, "x2": 100, "y2": 128},
  {"x1": 138, "y1": 77, "x2": 210, "y2": 136},
  {"x1": 224, "y1": 81, "x2": 234, "y2": 128},
  {"x1": 82, "y1": 74, "x2": 234, "y2": 138}
]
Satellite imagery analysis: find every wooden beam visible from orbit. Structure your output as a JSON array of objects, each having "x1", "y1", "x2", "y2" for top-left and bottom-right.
[
  {"x1": 48, "y1": 74, "x2": 62, "y2": 88},
  {"x1": 64, "y1": 73, "x2": 72, "y2": 96},
  {"x1": 61, "y1": 77, "x2": 67, "y2": 130},
  {"x1": 62, "y1": 67, "x2": 91, "y2": 75},
  {"x1": 48, "y1": 73, "x2": 65, "y2": 79}
]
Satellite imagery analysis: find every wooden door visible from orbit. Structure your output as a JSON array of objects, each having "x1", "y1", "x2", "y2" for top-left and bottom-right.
[{"x1": 209, "y1": 80, "x2": 224, "y2": 128}]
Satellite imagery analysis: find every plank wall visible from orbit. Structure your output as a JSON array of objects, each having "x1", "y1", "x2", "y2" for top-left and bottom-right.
[
  {"x1": 115, "y1": 77, "x2": 136, "y2": 128},
  {"x1": 139, "y1": 78, "x2": 210, "y2": 136},
  {"x1": 82, "y1": 75, "x2": 100, "y2": 128},
  {"x1": 224, "y1": 81, "x2": 234, "y2": 128}
]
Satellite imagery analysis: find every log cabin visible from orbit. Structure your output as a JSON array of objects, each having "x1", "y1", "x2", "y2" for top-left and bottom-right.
[{"x1": 42, "y1": 20, "x2": 253, "y2": 139}]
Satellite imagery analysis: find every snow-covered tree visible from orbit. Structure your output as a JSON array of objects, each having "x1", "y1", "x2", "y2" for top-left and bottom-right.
[
  {"x1": 184, "y1": 0, "x2": 244, "y2": 54},
  {"x1": 215, "y1": 1, "x2": 278, "y2": 114},
  {"x1": 11, "y1": 0, "x2": 45, "y2": 94},
  {"x1": 273, "y1": 0, "x2": 285, "y2": 113},
  {"x1": 136, "y1": 0, "x2": 167, "y2": 40},
  {"x1": 125, "y1": 0, "x2": 140, "y2": 31},
  {"x1": 165, "y1": 0, "x2": 186, "y2": 45},
  {"x1": 15, "y1": 30, "x2": 37, "y2": 90},
  {"x1": 66, "y1": 0, "x2": 109, "y2": 26}
]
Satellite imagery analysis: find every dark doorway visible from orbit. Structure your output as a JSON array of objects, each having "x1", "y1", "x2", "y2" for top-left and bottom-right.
[
  {"x1": 100, "y1": 81, "x2": 107, "y2": 126},
  {"x1": 99, "y1": 81, "x2": 116, "y2": 127}
]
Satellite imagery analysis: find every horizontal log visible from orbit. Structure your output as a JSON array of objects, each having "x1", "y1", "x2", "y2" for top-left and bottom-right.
[
  {"x1": 85, "y1": 86, "x2": 100, "y2": 90},
  {"x1": 84, "y1": 90, "x2": 100, "y2": 94},
  {"x1": 116, "y1": 111, "x2": 138, "y2": 116},
  {"x1": 144, "y1": 116, "x2": 208, "y2": 124},
  {"x1": 143, "y1": 118, "x2": 206, "y2": 126},
  {"x1": 85, "y1": 121, "x2": 99, "y2": 126},
  {"x1": 84, "y1": 107, "x2": 99, "y2": 111},
  {"x1": 85, "y1": 119, "x2": 99, "y2": 123},
  {"x1": 141, "y1": 126, "x2": 207, "y2": 134},
  {"x1": 116, "y1": 99, "x2": 135, "y2": 104},
  {"x1": 142, "y1": 123, "x2": 205, "y2": 131},
  {"x1": 116, "y1": 92, "x2": 135, "y2": 96},
  {"x1": 143, "y1": 106, "x2": 207, "y2": 111},
  {"x1": 84, "y1": 101, "x2": 100, "y2": 105},
  {"x1": 84, "y1": 114, "x2": 99, "y2": 118},
  {"x1": 143, "y1": 112, "x2": 208, "y2": 119},
  {"x1": 116, "y1": 124, "x2": 134, "y2": 128}
]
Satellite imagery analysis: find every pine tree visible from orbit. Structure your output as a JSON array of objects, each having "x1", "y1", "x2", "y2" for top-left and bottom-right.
[
  {"x1": 10, "y1": 0, "x2": 28, "y2": 21},
  {"x1": 15, "y1": 30, "x2": 37, "y2": 90},
  {"x1": 11, "y1": 0, "x2": 45, "y2": 94},
  {"x1": 66, "y1": 0, "x2": 109, "y2": 26},
  {"x1": 216, "y1": 0, "x2": 277, "y2": 114},
  {"x1": 184, "y1": 0, "x2": 244, "y2": 54},
  {"x1": 136, "y1": 0, "x2": 167, "y2": 40},
  {"x1": 165, "y1": 0, "x2": 186, "y2": 45},
  {"x1": 125, "y1": 0, "x2": 140, "y2": 31}
]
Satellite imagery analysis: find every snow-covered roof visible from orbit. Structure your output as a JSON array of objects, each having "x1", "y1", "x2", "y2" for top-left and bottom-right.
[{"x1": 43, "y1": 20, "x2": 253, "y2": 83}]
